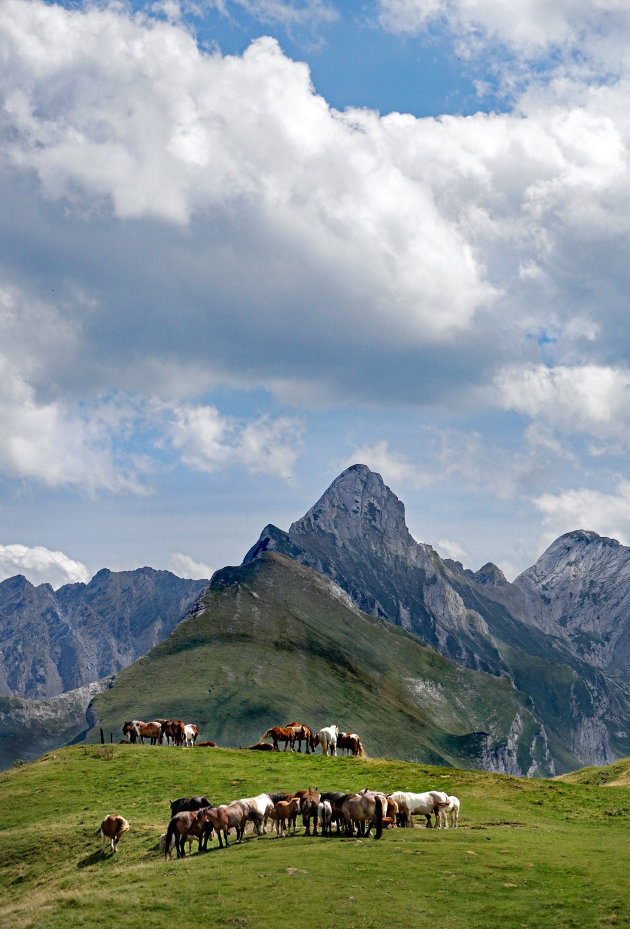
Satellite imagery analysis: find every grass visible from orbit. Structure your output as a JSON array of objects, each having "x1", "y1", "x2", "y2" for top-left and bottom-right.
[{"x1": 1, "y1": 745, "x2": 629, "y2": 929}]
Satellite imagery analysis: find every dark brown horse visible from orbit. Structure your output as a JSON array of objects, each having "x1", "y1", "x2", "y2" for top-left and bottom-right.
[
  {"x1": 160, "y1": 719, "x2": 186, "y2": 746},
  {"x1": 170, "y1": 796, "x2": 211, "y2": 818},
  {"x1": 164, "y1": 809, "x2": 214, "y2": 858}
]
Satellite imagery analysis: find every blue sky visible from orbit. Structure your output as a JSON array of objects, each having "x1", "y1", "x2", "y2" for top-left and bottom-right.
[{"x1": 1, "y1": 0, "x2": 630, "y2": 588}]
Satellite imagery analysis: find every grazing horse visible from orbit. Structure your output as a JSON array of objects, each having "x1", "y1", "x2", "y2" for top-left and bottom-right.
[
  {"x1": 437, "y1": 795, "x2": 460, "y2": 828},
  {"x1": 317, "y1": 725, "x2": 339, "y2": 756},
  {"x1": 337, "y1": 732, "x2": 366, "y2": 756},
  {"x1": 100, "y1": 814, "x2": 129, "y2": 853},
  {"x1": 239, "y1": 793, "x2": 275, "y2": 833},
  {"x1": 261, "y1": 726, "x2": 295, "y2": 751},
  {"x1": 388, "y1": 790, "x2": 450, "y2": 828},
  {"x1": 160, "y1": 719, "x2": 186, "y2": 746},
  {"x1": 164, "y1": 809, "x2": 213, "y2": 858},
  {"x1": 198, "y1": 801, "x2": 262, "y2": 848},
  {"x1": 286, "y1": 722, "x2": 317, "y2": 753},
  {"x1": 184, "y1": 724, "x2": 199, "y2": 747},
  {"x1": 269, "y1": 797, "x2": 301, "y2": 836},
  {"x1": 170, "y1": 796, "x2": 211, "y2": 818},
  {"x1": 342, "y1": 790, "x2": 385, "y2": 839}
]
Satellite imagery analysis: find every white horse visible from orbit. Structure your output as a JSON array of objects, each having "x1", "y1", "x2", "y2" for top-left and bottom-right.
[
  {"x1": 239, "y1": 793, "x2": 275, "y2": 833},
  {"x1": 317, "y1": 799, "x2": 333, "y2": 835},
  {"x1": 184, "y1": 724, "x2": 199, "y2": 747},
  {"x1": 388, "y1": 790, "x2": 450, "y2": 828},
  {"x1": 437, "y1": 795, "x2": 460, "y2": 828},
  {"x1": 318, "y1": 725, "x2": 339, "y2": 756}
]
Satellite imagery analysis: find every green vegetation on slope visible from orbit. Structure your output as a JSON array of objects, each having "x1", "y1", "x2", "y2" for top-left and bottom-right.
[
  {"x1": 0, "y1": 745, "x2": 628, "y2": 929},
  {"x1": 87, "y1": 553, "x2": 549, "y2": 773}
]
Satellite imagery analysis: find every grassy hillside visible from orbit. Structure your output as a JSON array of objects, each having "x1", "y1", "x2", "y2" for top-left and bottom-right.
[
  {"x1": 86, "y1": 553, "x2": 551, "y2": 774},
  {"x1": 0, "y1": 744, "x2": 628, "y2": 929}
]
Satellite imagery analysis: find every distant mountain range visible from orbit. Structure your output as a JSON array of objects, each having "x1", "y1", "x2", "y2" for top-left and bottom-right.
[{"x1": 2, "y1": 463, "x2": 630, "y2": 774}]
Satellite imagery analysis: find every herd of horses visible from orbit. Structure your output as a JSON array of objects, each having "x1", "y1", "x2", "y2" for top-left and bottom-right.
[
  {"x1": 121, "y1": 719, "x2": 365, "y2": 757},
  {"x1": 157, "y1": 786, "x2": 461, "y2": 858}
]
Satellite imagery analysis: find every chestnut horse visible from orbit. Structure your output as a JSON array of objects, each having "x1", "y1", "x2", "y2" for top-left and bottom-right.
[
  {"x1": 337, "y1": 732, "x2": 365, "y2": 756},
  {"x1": 261, "y1": 726, "x2": 295, "y2": 751},
  {"x1": 286, "y1": 722, "x2": 317, "y2": 753},
  {"x1": 269, "y1": 797, "x2": 300, "y2": 836},
  {"x1": 122, "y1": 720, "x2": 162, "y2": 744}
]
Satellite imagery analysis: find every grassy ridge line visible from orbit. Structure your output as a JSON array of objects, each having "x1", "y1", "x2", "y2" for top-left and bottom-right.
[
  {"x1": 0, "y1": 745, "x2": 629, "y2": 929},
  {"x1": 87, "y1": 553, "x2": 546, "y2": 772}
]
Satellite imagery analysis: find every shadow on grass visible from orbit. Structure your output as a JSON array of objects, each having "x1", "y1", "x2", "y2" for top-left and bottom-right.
[{"x1": 77, "y1": 850, "x2": 114, "y2": 868}]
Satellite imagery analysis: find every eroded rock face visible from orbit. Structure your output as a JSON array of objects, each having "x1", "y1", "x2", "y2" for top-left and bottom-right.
[
  {"x1": 0, "y1": 569, "x2": 208, "y2": 699},
  {"x1": 514, "y1": 530, "x2": 630, "y2": 681}
]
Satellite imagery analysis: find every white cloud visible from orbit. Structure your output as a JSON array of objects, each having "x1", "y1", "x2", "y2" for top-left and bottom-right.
[
  {"x1": 435, "y1": 538, "x2": 469, "y2": 563},
  {"x1": 493, "y1": 364, "x2": 630, "y2": 443},
  {"x1": 534, "y1": 479, "x2": 630, "y2": 549},
  {"x1": 377, "y1": 0, "x2": 630, "y2": 63},
  {"x1": 168, "y1": 404, "x2": 302, "y2": 478},
  {"x1": 0, "y1": 543, "x2": 90, "y2": 588},
  {"x1": 168, "y1": 552, "x2": 214, "y2": 579},
  {"x1": 344, "y1": 440, "x2": 431, "y2": 489}
]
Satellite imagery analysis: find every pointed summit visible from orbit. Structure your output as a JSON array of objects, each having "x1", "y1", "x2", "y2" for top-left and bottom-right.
[{"x1": 289, "y1": 464, "x2": 410, "y2": 543}]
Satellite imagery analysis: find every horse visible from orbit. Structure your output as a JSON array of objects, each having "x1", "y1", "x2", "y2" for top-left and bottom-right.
[
  {"x1": 269, "y1": 797, "x2": 300, "y2": 836},
  {"x1": 261, "y1": 726, "x2": 295, "y2": 751},
  {"x1": 184, "y1": 724, "x2": 199, "y2": 747},
  {"x1": 246, "y1": 742, "x2": 277, "y2": 751},
  {"x1": 337, "y1": 732, "x2": 365, "y2": 756},
  {"x1": 342, "y1": 790, "x2": 385, "y2": 839},
  {"x1": 100, "y1": 814, "x2": 129, "y2": 853},
  {"x1": 239, "y1": 793, "x2": 275, "y2": 833},
  {"x1": 320, "y1": 791, "x2": 353, "y2": 833},
  {"x1": 164, "y1": 809, "x2": 213, "y2": 858},
  {"x1": 197, "y1": 801, "x2": 262, "y2": 848},
  {"x1": 437, "y1": 795, "x2": 460, "y2": 828},
  {"x1": 122, "y1": 720, "x2": 162, "y2": 744},
  {"x1": 387, "y1": 790, "x2": 450, "y2": 828},
  {"x1": 160, "y1": 719, "x2": 186, "y2": 746},
  {"x1": 317, "y1": 725, "x2": 339, "y2": 756},
  {"x1": 170, "y1": 796, "x2": 211, "y2": 818},
  {"x1": 317, "y1": 800, "x2": 333, "y2": 836},
  {"x1": 285, "y1": 722, "x2": 317, "y2": 753}
]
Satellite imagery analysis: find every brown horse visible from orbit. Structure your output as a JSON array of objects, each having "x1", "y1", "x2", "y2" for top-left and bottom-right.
[
  {"x1": 261, "y1": 726, "x2": 295, "y2": 751},
  {"x1": 297, "y1": 787, "x2": 320, "y2": 835},
  {"x1": 160, "y1": 720, "x2": 186, "y2": 746},
  {"x1": 197, "y1": 801, "x2": 262, "y2": 847},
  {"x1": 286, "y1": 722, "x2": 317, "y2": 754},
  {"x1": 122, "y1": 720, "x2": 162, "y2": 744},
  {"x1": 269, "y1": 797, "x2": 301, "y2": 836},
  {"x1": 100, "y1": 814, "x2": 129, "y2": 853},
  {"x1": 342, "y1": 790, "x2": 385, "y2": 839},
  {"x1": 337, "y1": 732, "x2": 366, "y2": 756},
  {"x1": 164, "y1": 809, "x2": 214, "y2": 858}
]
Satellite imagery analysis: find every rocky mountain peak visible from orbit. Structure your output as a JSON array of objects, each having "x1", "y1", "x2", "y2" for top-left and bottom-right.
[{"x1": 289, "y1": 464, "x2": 411, "y2": 544}]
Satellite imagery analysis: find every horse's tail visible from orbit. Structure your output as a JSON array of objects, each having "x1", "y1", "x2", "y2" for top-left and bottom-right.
[
  {"x1": 357, "y1": 739, "x2": 365, "y2": 757},
  {"x1": 261, "y1": 728, "x2": 273, "y2": 740},
  {"x1": 164, "y1": 817, "x2": 178, "y2": 859},
  {"x1": 374, "y1": 795, "x2": 383, "y2": 840}
]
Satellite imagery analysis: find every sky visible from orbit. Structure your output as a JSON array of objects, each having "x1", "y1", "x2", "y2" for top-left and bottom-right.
[{"x1": 1, "y1": 0, "x2": 630, "y2": 588}]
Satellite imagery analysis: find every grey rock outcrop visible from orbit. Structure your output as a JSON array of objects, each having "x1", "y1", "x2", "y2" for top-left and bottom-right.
[{"x1": 0, "y1": 568, "x2": 208, "y2": 699}]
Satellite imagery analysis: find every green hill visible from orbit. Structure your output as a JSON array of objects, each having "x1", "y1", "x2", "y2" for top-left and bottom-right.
[
  {"x1": 0, "y1": 744, "x2": 628, "y2": 929},
  {"x1": 86, "y1": 552, "x2": 552, "y2": 774}
]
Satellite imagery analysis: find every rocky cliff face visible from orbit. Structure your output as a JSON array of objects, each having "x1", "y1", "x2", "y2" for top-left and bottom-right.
[
  {"x1": 244, "y1": 464, "x2": 630, "y2": 772},
  {"x1": 513, "y1": 530, "x2": 630, "y2": 681},
  {"x1": 0, "y1": 569, "x2": 208, "y2": 699}
]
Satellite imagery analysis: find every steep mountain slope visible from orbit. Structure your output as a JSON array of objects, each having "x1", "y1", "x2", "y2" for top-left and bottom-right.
[
  {"x1": 86, "y1": 552, "x2": 554, "y2": 775},
  {"x1": 0, "y1": 569, "x2": 208, "y2": 698},
  {"x1": 244, "y1": 465, "x2": 630, "y2": 771}
]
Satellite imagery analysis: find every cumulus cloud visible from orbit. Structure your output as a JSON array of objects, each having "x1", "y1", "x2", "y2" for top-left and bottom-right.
[
  {"x1": 0, "y1": 543, "x2": 90, "y2": 588},
  {"x1": 168, "y1": 405, "x2": 302, "y2": 478},
  {"x1": 493, "y1": 364, "x2": 630, "y2": 444},
  {"x1": 344, "y1": 440, "x2": 431, "y2": 489},
  {"x1": 168, "y1": 552, "x2": 214, "y2": 579},
  {"x1": 377, "y1": 0, "x2": 630, "y2": 65},
  {"x1": 535, "y1": 480, "x2": 630, "y2": 550},
  {"x1": 435, "y1": 537, "x2": 469, "y2": 563}
]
